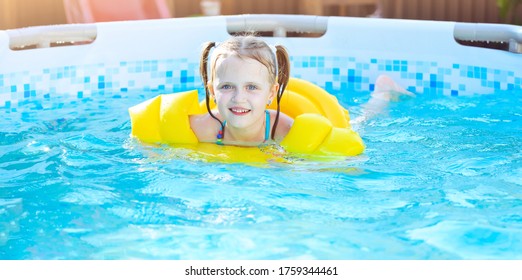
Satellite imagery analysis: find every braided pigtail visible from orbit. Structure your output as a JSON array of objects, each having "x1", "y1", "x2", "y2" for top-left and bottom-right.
[
  {"x1": 199, "y1": 42, "x2": 225, "y2": 130},
  {"x1": 270, "y1": 45, "x2": 290, "y2": 140}
]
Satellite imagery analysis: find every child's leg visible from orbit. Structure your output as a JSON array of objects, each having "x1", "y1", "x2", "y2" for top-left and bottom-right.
[
  {"x1": 352, "y1": 75, "x2": 415, "y2": 125},
  {"x1": 373, "y1": 75, "x2": 415, "y2": 101}
]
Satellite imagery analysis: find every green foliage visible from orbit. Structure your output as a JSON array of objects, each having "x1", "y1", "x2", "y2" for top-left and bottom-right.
[{"x1": 497, "y1": 0, "x2": 521, "y2": 23}]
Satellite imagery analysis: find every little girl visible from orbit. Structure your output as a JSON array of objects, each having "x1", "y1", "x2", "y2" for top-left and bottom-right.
[
  {"x1": 188, "y1": 35, "x2": 413, "y2": 147},
  {"x1": 189, "y1": 36, "x2": 293, "y2": 147}
]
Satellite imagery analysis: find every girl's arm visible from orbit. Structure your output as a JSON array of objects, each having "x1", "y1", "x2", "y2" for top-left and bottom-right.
[{"x1": 189, "y1": 113, "x2": 220, "y2": 143}]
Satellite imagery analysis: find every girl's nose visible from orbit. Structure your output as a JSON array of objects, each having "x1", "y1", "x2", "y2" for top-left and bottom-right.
[{"x1": 232, "y1": 88, "x2": 248, "y2": 102}]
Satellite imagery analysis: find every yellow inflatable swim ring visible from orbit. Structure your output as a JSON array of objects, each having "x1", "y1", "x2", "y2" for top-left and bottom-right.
[{"x1": 129, "y1": 78, "x2": 364, "y2": 158}]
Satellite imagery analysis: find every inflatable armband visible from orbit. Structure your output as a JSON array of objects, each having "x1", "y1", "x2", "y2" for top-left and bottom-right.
[
  {"x1": 129, "y1": 90, "x2": 202, "y2": 144},
  {"x1": 129, "y1": 78, "x2": 365, "y2": 157}
]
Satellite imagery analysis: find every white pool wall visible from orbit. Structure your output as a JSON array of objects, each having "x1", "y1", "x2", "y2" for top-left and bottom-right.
[{"x1": 0, "y1": 15, "x2": 521, "y2": 109}]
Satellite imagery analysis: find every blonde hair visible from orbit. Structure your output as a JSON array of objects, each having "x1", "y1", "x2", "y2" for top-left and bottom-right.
[{"x1": 199, "y1": 36, "x2": 290, "y2": 140}]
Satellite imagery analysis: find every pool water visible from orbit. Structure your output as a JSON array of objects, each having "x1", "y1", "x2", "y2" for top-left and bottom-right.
[{"x1": 1, "y1": 88, "x2": 521, "y2": 260}]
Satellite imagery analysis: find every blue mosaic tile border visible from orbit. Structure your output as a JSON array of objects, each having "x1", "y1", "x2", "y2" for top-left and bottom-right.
[
  {"x1": 1, "y1": 56, "x2": 520, "y2": 111},
  {"x1": 291, "y1": 56, "x2": 521, "y2": 97}
]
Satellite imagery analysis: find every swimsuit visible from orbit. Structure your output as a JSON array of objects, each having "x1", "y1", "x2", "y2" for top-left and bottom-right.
[{"x1": 216, "y1": 110, "x2": 270, "y2": 145}]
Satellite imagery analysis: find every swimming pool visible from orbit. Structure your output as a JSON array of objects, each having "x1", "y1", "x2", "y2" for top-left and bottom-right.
[{"x1": 1, "y1": 15, "x2": 521, "y2": 259}]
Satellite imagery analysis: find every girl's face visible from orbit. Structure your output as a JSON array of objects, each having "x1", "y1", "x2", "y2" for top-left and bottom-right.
[{"x1": 211, "y1": 55, "x2": 277, "y2": 130}]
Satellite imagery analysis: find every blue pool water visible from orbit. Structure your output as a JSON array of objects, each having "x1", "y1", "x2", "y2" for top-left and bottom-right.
[{"x1": 1, "y1": 88, "x2": 521, "y2": 260}]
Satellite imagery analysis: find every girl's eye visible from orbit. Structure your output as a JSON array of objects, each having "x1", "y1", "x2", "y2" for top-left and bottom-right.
[
  {"x1": 247, "y1": 85, "x2": 258, "y2": 90},
  {"x1": 221, "y1": 84, "x2": 233, "y2": 90}
]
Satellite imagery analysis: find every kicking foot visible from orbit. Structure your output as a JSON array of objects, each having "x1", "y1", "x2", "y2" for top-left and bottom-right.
[{"x1": 373, "y1": 75, "x2": 416, "y2": 101}]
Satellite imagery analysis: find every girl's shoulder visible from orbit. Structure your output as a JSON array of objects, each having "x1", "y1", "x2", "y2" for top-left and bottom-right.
[
  {"x1": 189, "y1": 113, "x2": 221, "y2": 142},
  {"x1": 268, "y1": 110, "x2": 294, "y2": 142}
]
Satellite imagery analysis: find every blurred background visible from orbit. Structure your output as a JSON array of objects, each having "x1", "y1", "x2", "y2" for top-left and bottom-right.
[{"x1": 1, "y1": 0, "x2": 521, "y2": 30}]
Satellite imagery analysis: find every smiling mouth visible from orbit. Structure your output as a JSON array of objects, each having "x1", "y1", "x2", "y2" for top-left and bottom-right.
[{"x1": 229, "y1": 108, "x2": 251, "y2": 115}]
